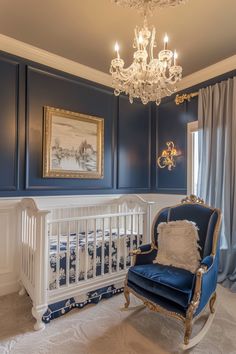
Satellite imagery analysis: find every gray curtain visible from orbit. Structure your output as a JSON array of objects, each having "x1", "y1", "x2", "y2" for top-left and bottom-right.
[{"x1": 197, "y1": 77, "x2": 236, "y2": 291}]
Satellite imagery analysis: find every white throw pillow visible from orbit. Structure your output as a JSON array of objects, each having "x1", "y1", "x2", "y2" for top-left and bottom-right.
[{"x1": 153, "y1": 220, "x2": 201, "y2": 273}]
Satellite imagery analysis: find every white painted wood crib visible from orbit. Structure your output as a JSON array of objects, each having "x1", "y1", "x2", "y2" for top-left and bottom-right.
[{"x1": 18, "y1": 195, "x2": 153, "y2": 330}]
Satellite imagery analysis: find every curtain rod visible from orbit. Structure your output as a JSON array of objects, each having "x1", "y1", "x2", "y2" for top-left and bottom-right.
[{"x1": 175, "y1": 92, "x2": 199, "y2": 105}]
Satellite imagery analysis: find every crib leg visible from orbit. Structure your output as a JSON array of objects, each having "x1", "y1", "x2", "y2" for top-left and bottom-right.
[
  {"x1": 32, "y1": 305, "x2": 47, "y2": 331},
  {"x1": 18, "y1": 281, "x2": 26, "y2": 296}
]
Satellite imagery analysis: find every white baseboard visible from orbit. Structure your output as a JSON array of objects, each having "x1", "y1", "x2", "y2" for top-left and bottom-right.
[{"x1": 0, "y1": 280, "x2": 19, "y2": 296}]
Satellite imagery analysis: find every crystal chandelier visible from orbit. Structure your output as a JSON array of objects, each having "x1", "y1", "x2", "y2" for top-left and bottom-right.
[{"x1": 110, "y1": 0, "x2": 185, "y2": 105}]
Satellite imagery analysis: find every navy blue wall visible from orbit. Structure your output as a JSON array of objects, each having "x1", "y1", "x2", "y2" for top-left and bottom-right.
[
  {"x1": 0, "y1": 51, "x2": 154, "y2": 196},
  {"x1": 0, "y1": 49, "x2": 235, "y2": 197},
  {"x1": 117, "y1": 96, "x2": 152, "y2": 192},
  {"x1": 156, "y1": 69, "x2": 236, "y2": 194}
]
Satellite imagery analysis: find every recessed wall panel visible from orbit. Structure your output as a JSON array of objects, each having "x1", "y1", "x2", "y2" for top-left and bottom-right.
[
  {"x1": 118, "y1": 96, "x2": 151, "y2": 190},
  {"x1": 0, "y1": 56, "x2": 18, "y2": 190},
  {"x1": 26, "y1": 66, "x2": 115, "y2": 191}
]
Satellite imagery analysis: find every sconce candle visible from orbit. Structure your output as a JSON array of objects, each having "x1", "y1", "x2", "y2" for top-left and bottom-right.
[{"x1": 157, "y1": 141, "x2": 180, "y2": 171}]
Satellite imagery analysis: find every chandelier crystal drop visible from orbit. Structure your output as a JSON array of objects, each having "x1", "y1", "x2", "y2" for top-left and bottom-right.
[{"x1": 110, "y1": 16, "x2": 183, "y2": 105}]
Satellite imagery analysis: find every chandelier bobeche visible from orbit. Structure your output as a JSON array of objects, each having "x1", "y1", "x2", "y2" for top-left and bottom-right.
[{"x1": 110, "y1": 0, "x2": 186, "y2": 105}]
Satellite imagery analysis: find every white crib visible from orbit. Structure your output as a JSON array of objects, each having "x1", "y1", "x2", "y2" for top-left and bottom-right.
[{"x1": 18, "y1": 195, "x2": 153, "y2": 330}]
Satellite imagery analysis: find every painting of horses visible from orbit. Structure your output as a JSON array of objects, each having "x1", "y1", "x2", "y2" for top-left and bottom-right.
[{"x1": 43, "y1": 106, "x2": 104, "y2": 178}]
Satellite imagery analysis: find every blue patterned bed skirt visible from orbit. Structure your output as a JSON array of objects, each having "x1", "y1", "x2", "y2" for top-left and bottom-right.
[{"x1": 43, "y1": 284, "x2": 124, "y2": 323}]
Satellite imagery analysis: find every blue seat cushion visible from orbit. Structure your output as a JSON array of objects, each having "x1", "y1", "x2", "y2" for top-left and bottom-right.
[{"x1": 128, "y1": 263, "x2": 196, "y2": 309}]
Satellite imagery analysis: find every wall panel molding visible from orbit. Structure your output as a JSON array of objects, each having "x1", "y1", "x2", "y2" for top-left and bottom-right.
[
  {"x1": 117, "y1": 97, "x2": 152, "y2": 190},
  {"x1": 0, "y1": 55, "x2": 19, "y2": 191},
  {"x1": 25, "y1": 65, "x2": 115, "y2": 192}
]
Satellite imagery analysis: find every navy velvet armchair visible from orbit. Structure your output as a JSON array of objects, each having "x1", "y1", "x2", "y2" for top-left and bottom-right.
[{"x1": 124, "y1": 195, "x2": 222, "y2": 348}]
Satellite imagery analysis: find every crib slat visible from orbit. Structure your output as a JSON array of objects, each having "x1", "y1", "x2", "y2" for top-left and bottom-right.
[
  {"x1": 124, "y1": 215, "x2": 127, "y2": 270},
  {"x1": 130, "y1": 214, "x2": 134, "y2": 252},
  {"x1": 23, "y1": 211, "x2": 27, "y2": 275},
  {"x1": 101, "y1": 218, "x2": 105, "y2": 276},
  {"x1": 28, "y1": 216, "x2": 32, "y2": 283},
  {"x1": 48, "y1": 222, "x2": 52, "y2": 290},
  {"x1": 21, "y1": 211, "x2": 24, "y2": 273},
  {"x1": 93, "y1": 219, "x2": 97, "y2": 278},
  {"x1": 109, "y1": 217, "x2": 112, "y2": 274},
  {"x1": 30, "y1": 217, "x2": 33, "y2": 284},
  {"x1": 117, "y1": 216, "x2": 120, "y2": 272},
  {"x1": 24, "y1": 214, "x2": 27, "y2": 276},
  {"x1": 33, "y1": 216, "x2": 36, "y2": 287},
  {"x1": 85, "y1": 220, "x2": 88, "y2": 281},
  {"x1": 137, "y1": 214, "x2": 140, "y2": 248},
  {"x1": 56, "y1": 223, "x2": 60, "y2": 289},
  {"x1": 75, "y1": 221, "x2": 79, "y2": 284},
  {"x1": 31, "y1": 217, "x2": 34, "y2": 283},
  {"x1": 26, "y1": 215, "x2": 30, "y2": 277},
  {"x1": 66, "y1": 221, "x2": 70, "y2": 286}
]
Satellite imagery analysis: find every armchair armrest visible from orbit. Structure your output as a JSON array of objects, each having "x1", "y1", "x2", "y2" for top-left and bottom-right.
[
  {"x1": 130, "y1": 243, "x2": 158, "y2": 266},
  {"x1": 193, "y1": 255, "x2": 218, "y2": 317},
  {"x1": 200, "y1": 255, "x2": 214, "y2": 271}
]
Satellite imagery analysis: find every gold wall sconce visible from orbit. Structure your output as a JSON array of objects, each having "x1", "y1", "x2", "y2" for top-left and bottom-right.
[{"x1": 157, "y1": 141, "x2": 180, "y2": 171}]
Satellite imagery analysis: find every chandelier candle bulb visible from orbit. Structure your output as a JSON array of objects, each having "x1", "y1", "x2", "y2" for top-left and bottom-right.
[
  {"x1": 115, "y1": 42, "x2": 120, "y2": 59},
  {"x1": 164, "y1": 34, "x2": 168, "y2": 50},
  {"x1": 174, "y1": 51, "x2": 178, "y2": 65},
  {"x1": 138, "y1": 34, "x2": 144, "y2": 44}
]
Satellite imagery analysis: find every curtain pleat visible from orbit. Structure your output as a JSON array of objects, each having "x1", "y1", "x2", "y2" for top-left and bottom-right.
[{"x1": 197, "y1": 77, "x2": 236, "y2": 291}]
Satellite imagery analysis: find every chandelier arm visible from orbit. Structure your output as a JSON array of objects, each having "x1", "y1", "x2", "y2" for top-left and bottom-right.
[{"x1": 149, "y1": 27, "x2": 155, "y2": 60}]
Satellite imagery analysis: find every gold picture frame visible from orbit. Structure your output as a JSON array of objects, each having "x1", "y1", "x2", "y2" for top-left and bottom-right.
[{"x1": 43, "y1": 106, "x2": 104, "y2": 179}]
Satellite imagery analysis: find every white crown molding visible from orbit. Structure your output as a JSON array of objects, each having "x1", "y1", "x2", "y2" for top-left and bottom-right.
[
  {"x1": 0, "y1": 34, "x2": 235, "y2": 93},
  {"x1": 0, "y1": 34, "x2": 112, "y2": 88},
  {"x1": 176, "y1": 55, "x2": 236, "y2": 92}
]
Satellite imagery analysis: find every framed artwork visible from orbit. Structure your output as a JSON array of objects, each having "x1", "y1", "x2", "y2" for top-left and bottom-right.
[{"x1": 43, "y1": 106, "x2": 104, "y2": 178}]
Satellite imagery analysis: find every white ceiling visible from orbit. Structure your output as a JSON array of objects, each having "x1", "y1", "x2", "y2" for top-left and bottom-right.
[{"x1": 0, "y1": 0, "x2": 236, "y2": 77}]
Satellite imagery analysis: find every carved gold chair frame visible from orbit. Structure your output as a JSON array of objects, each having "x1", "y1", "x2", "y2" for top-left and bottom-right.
[{"x1": 123, "y1": 195, "x2": 222, "y2": 349}]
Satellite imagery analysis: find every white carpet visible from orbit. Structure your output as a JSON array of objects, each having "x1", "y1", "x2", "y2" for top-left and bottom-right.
[{"x1": 0, "y1": 285, "x2": 236, "y2": 354}]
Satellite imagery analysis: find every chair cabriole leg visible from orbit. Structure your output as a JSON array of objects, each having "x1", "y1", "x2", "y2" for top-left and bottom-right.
[
  {"x1": 184, "y1": 308, "x2": 193, "y2": 345},
  {"x1": 124, "y1": 286, "x2": 130, "y2": 308}
]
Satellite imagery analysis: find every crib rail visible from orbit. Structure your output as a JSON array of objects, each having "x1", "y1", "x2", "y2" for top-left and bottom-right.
[{"x1": 47, "y1": 211, "x2": 145, "y2": 290}]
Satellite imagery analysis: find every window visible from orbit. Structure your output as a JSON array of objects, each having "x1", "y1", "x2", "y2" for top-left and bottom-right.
[{"x1": 187, "y1": 121, "x2": 199, "y2": 195}]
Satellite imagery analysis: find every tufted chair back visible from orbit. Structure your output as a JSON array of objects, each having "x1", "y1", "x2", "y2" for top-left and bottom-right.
[{"x1": 152, "y1": 202, "x2": 221, "y2": 259}]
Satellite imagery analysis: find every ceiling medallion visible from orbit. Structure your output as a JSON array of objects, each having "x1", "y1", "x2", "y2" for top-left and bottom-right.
[
  {"x1": 112, "y1": 0, "x2": 187, "y2": 14},
  {"x1": 110, "y1": 0, "x2": 185, "y2": 105}
]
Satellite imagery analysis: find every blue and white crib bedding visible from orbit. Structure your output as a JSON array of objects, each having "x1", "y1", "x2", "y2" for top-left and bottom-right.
[
  {"x1": 49, "y1": 229, "x2": 142, "y2": 290},
  {"x1": 42, "y1": 283, "x2": 124, "y2": 323}
]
